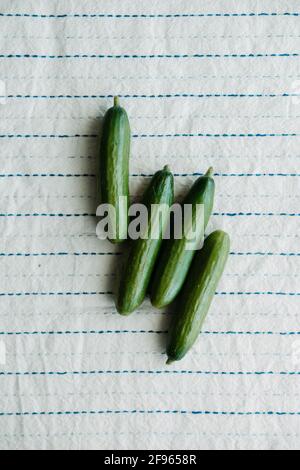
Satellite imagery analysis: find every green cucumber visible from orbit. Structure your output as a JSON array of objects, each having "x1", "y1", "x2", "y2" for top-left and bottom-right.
[
  {"x1": 150, "y1": 168, "x2": 215, "y2": 308},
  {"x1": 167, "y1": 230, "x2": 230, "y2": 364},
  {"x1": 116, "y1": 166, "x2": 174, "y2": 315},
  {"x1": 100, "y1": 97, "x2": 131, "y2": 243}
]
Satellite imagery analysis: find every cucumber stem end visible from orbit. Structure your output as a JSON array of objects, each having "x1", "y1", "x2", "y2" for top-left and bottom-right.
[
  {"x1": 114, "y1": 96, "x2": 120, "y2": 107},
  {"x1": 205, "y1": 167, "x2": 214, "y2": 178},
  {"x1": 166, "y1": 358, "x2": 174, "y2": 365}
]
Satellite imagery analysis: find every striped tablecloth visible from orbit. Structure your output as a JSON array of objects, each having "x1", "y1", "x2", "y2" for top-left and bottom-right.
[{"x1": 0, "y1": 0, "x2": 299, "y2": 450}]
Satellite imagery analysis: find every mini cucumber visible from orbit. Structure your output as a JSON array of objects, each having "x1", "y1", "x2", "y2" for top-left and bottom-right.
[
  {"x1": 166, "y1": 230, "x2": 230, "y2": 364},
  {"x1": 116, "y1": 166, "x2": 174, "y2": 315},
  {"x1": 100, "y1": 97, "x2": 131, "y2": 243},
  {"x1": 150, "y1": 168, "x2": 215, "y2": 308}
]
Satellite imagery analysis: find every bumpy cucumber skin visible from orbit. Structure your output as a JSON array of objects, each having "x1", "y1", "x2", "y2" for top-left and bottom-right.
[
  {"x1": 116, "y1": 167, "x2": 174, "y2": 315},
  {"x1": 150, "y1": 170, "x2": 215, "y2": 308},
  {"x1": 100, "y1": 98, "x2": 131, "y2": 243},
  {"x1": 167, "y1": 230, "x2": 230, "y2": 363}
]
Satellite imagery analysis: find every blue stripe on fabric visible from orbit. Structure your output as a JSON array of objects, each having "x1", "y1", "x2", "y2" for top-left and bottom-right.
[
  {"x1": 0, "y1": 252, "x2": 122, "y2": 257},
  {"x1": 0, "y1": 213, "x2": 96, "y2": 217},
  {"x1": 0, "y1": 252, "x2": 298, "y2": 257},
  {"x1": 0, "y1": 173, "x2": 298, "y2": 178},
  {"x1": 1, "y1": 53, "x2": 300, "y2": 59},
  {"x1": 0, "y1": 409, "x2": 299, "y2": 417},
  {"x1": 0, "y1": 212, "x2": 298, "y2": 217},
  {"x1": 0, "y1": 292, "x2": 114, "y2": 297},
  {"x1": 2, "y1": 93, "x2": 300, "y2": 99},
  {"x1": 0, "y1": 369, "x2": 300, "y2": 377},
  {"x1": 0, "y1": 292, "x2": 298, "y2": 299},
  {"x1": 0, "y1": 134, "x2": 97, "y2": 139},
  {"x1": 0, "y1": 12, "x2": 299, "y2": 19},
  {"x1": 0, "y1": 133, "x2": 299, "y2": 139},
  {"x1": 134, "y1": 172, "x2": 300, "y2": 177},
  {"x1": 0, "y1": 174, "x2": 96, "y2": 177},
  {"x1": 232, "y1": 252, "x2": 300, "y2": 256},
  {"x1": 0, "y1": 329, "x2": 299, "y2": 336},
  {"x1": 0, "y1": 330, "x2": 166, "y2": 336},
  {"x1": 213, "y1": 212, "x2": 300, "y2": 217},
  {"x1": 133, "y1": 133, "x2": 300, "y2": 138}
]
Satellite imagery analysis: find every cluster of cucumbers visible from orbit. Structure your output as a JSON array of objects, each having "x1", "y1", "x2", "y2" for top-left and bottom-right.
[{"x1": 100, "y1": 98, "x2": 230, "y2": 364}]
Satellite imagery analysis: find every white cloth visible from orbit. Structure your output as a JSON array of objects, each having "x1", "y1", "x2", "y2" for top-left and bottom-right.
[{"x1": 0, "y1": 0, "x2": 299, "y2": 450}]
